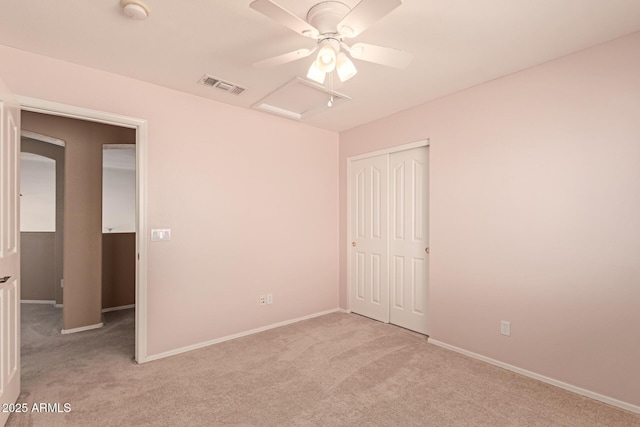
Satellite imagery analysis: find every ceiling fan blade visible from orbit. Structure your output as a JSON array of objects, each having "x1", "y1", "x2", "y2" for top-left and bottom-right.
[
  {"x1": 348, "y1": 43, "x2": 413, "y2": 69},
  {"x1": 250, "y1": 0, "x2": 319, "y2": 38},
  {"x1": 337, "y1": 0, "x2": 402, "y2": 38},
  {"x1": 253, "y1": 48, "x2": 316, "y2": 68}
]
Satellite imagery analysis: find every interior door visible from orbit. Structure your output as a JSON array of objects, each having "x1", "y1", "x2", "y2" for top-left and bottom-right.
[
  {"x1": 350, "y1": 155, "x2": 389, "y2": 323},
  {"x1": 389, "y1": 146, "x2": 429, "y2": 334},
  {"x1": 0, "y1": 80, "x2": 21, "y2": 426}
]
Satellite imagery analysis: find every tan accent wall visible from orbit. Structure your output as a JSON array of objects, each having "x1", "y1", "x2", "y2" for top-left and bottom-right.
[
  {"x1": 22, "y1": 111, "x2": 135, "y2": 330},
  {"x1": 21, "y1": 137, "x2": 65, "y2": 304},
  {"x1": 102, "y1": 232, "x2": 135, "y2": 309},
  {"x1": 20, "y1": 232, "x2": 56, "y2": 300}
]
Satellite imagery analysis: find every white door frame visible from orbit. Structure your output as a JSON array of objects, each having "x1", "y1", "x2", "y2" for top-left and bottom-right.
[
  {"x1": 346, "y1": 139, "x2": 429, "y2": 320},
  {"x1": 17, "y1": 96, "x2": 149, "y2": 363}
]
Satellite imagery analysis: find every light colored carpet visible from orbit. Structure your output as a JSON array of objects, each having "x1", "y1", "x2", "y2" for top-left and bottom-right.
[{"x1": 7, "y1": 304, "x2": 640, "y2": 426}]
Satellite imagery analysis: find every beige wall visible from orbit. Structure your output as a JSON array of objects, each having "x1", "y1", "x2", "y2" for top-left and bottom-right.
[
  {"x1": 20, "y1": 232, "x2": 55, "y2": 300},
  {"x1": 21, "y1": 137, "x2": 65, "y2": 304},
  {"x1": 339, "y1": 33, "x2": 640, "y2": 406},
  {"x1": 22, "y1": 112, "x2": 135, "y2": 330},
  {"x1": 102, "y1": 232, "x2": 135, "y2": 309}
]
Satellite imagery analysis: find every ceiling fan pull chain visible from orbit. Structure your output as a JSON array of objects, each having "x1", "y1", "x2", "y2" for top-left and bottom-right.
[{"x1": 328, "y1": 71, "x2": 334, "y2": 107}]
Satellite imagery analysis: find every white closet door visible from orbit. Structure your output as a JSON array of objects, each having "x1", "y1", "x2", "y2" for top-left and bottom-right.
[
  {"x1": 389, "y1": 146, "x2": 429, "y2": 334},
  {"x1": 350, "y1": 155, "x2": 389, "y2": 323}
]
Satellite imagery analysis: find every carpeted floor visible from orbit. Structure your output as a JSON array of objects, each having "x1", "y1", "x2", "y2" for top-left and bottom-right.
[{"x1": 7, "y1": 304, "x2": 640, "y2": 426}]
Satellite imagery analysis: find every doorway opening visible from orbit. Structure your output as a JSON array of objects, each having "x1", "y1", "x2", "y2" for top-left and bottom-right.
[
  {"x1": 18, "y1": 98, "x2": 148, "y2": 363},
  {"x1": 20, "y1": 133, "x2": 64, "y2": 308},
  {"x1": 102, "y1": 145, "x2": 136, "y2": 313}
]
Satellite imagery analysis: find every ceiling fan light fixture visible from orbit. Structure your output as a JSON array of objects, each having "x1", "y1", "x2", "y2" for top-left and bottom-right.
[
  {"x1": 250, "y1": 0, "x2": 413, "y2": 88},
  {"x1": 336, "y1": 52, "x2": 357, "y2": 82},
  {"x1": 307, "y1": 62, "x2": 326, "y2": 84},
  {"x1": 315, "y1": 44, "x2": 337, "y2": 73}
]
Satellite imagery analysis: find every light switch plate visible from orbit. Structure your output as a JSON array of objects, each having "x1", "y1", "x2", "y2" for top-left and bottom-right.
[{"x1": 151, "y1": 228, "x2": 171, "y2": 242}]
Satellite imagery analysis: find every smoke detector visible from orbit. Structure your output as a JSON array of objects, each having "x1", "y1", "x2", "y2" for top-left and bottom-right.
[{"x1": 120, "y1": 0, "x2": 150, "y2": 20}]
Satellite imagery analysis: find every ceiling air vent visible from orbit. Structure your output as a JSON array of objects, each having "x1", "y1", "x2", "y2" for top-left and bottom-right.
[
  {"x1": 199, "y1": 75, "x2": 219, "y2": 87},
  {"x1": 198, "y1": 74, "x2": 245, "y2": 95},
  {"x1": 229, "y1": 86, "x2": 245, "y2": 95}
]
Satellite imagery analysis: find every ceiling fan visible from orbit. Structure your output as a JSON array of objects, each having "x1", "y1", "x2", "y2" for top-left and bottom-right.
[{"x1": 250, "y1": 0, "x2": 413, "y2": 84}]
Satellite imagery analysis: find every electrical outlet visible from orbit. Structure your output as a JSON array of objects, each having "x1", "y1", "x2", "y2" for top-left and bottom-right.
[
  {"x1": 266, "y1": 294, "x2": 273, "y2": 305},
  {"x1": 259, "y1": 295, "x2": 266, "y2": 306},
  {"x1": 501, "y1": 320, "x2": 511, "y2": 336}
]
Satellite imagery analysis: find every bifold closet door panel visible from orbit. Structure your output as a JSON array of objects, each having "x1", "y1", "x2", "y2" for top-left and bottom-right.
[
  {"x1": 389, "y1": 146, "x2": 429, "y2": 334},
  {"x1": 350, "y1": 155, "x2": 389, "y2": 323}
]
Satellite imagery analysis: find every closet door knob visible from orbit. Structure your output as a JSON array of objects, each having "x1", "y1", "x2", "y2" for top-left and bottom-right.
[
  {"x1": 425, "y1": 247, "x2": 430, "y2": 254},
  {"x1": 352, "y1": 242, "x2": 357, "y2": 247}
]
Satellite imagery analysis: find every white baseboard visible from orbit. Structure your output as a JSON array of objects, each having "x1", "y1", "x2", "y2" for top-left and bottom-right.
[
  {"x1": 428, "y1": 339, "x2": 640, "y2": 414},
  {"x1": 54, "y1": 303, "x2": 63, "y2": 308},
  {"x1": 102, "y1": 304, "x2": 135, "y2": 313},
  {"x1": 338, "y1": 308, "x2": 351, "y2": 314},
  {"x1": 61, "y1": 322, "x2": 104, "y2": 335},
  {"x1": 20, "y1": 300, "x2": 55, "y2": 305},
  {"x1": 144, "y1": 308, "x2": 340, "y2": 363}
]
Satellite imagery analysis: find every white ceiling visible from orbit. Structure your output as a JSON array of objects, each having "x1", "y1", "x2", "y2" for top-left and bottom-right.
[{"x1": 1, "y1": 1, "x2": 639, "y2": 132}]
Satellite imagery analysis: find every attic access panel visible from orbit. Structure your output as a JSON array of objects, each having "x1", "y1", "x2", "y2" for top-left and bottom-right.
[{"x1": 253, "y1": 77, "x2": 350, "y2": 121}]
